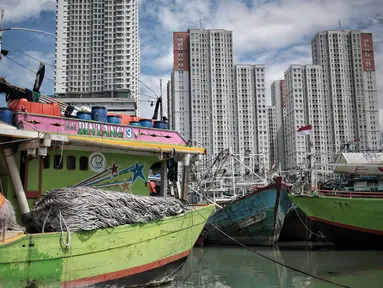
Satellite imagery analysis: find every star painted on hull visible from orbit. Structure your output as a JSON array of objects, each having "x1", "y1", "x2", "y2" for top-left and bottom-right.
[
  {"x1": 120, "y1": 179, "x2": 131, "y2": 192},
  {"x1": 109, "y1": 163, "x2": 120, "y2": 176},
  {"x1": 128, "y1": 162, "x2": 146, "y2": 184}
]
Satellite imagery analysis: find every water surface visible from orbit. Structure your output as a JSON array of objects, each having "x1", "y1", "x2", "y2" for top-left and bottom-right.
[{"x1": 166, "y1": 244, "x2": 383, "y2": 288}]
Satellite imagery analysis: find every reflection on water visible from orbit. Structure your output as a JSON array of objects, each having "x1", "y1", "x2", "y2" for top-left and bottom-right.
[{"x1": 165, "y1": 244, "x2": 383, "y2": 288}]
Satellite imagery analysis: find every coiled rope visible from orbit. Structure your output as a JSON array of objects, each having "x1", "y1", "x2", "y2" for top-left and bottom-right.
[{"x1": 28, "y1": 187, "x2": 189, "y2": 233}]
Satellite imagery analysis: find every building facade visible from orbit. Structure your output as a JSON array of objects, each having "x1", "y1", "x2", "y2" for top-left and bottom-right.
[
  {"x1": 284, "y1": 65, "x2": 326, "y2": 170},
  {"x1": 171, "y1": 32, "x2": 190, "y2": 141},
  {"x1": 271, "y1": 79, "x2": 286, "y2": 170},
  {"x1": 312, "y1": 30, "x2": 380, "y2": 157},
  {"x1": 55, "y1": 0, "x2": 140, "y2": 113},
  {"x1": 166, "y1": 79, "x2": 173, "y2": 129},
  {"x1": 267, "y1": 106, "x2": 277, "y2": 170},
  {"x1": 234, "y1": 64, "x2": 269, "y2": 172},
  {"x1": 169, "y1": 29, "x2": 235, "y2": 166}
]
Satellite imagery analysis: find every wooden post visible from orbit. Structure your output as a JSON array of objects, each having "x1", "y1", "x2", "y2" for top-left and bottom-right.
[{"x1": 181, "y1": 154, "x2": 190, "y2": 201}]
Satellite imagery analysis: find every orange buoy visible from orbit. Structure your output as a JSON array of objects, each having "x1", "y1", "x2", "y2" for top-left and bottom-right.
[{"x1": 0, "y1": 193, "x2": 5, "y2": 209}]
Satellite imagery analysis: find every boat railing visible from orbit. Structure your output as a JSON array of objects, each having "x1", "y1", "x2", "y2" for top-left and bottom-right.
[{"x1": 318, "y1": 189, "x2": 383, "y2": 198}]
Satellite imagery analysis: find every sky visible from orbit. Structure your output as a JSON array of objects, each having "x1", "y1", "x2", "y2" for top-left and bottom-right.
[{"x1": 0, "y1": 0, "x2": 382, "y2": 126}]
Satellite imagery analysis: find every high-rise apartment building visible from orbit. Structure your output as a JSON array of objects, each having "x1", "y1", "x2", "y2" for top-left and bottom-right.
[
  {"x1": 271, "y1": 79, "x2": 286, "y2": 170},
  {"x1": 171, "y1": 32, "x2": 190, "y2": 141},
  {"x1": 166, "y1": 79, "x2": 173, "y2": 129},
  {"x1": 55, "y1": 0, "x2": 140, "y2": 113},
  {"x1": 170, "y1": 29, "x2": 235, "y2": 164},
  {"x1": 267, "y1": 106, "x2": 277, "y2": 169},
  {"x1": 169, "y1": 29, "x2": 272, "y2": 173},
  {"x1": 284, "y1": 65, "x2": 326, "y2": 169},
  {"x1": 312, "y1": 30, "x2": 380, "y2": 156},
  {"x1": 189, "y1": 29, "x2": 235, "y2": 158},
  {"x1": 234, "y1": 64, "x2": 269, "y2": 171}
]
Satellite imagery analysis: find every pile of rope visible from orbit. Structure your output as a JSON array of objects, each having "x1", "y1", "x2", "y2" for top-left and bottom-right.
[
  {"x1": 28, "y1": 187, "x2": 189, "y2": 233},
  {"x1": 0, "y1": 195, "x2": 23, "y2": 231}
]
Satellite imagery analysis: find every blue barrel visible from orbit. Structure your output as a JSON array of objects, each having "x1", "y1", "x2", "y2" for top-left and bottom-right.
[
  {"x1": 154, "y1": 120, "x2": 168, "y2": 129},
  {"x1": 139, "y1": 119, "x2": 153, "y2": 128},
  {"x1": 107, "y1": 115, "x2": 121, "y2": 124},
  {"x1": 91, "y1": 106, "x2": 107, "y2": 122},
  {"x1": 76, "y1": 111, "x2": 92, "y2": 121},
  {"x1": 129, "y1": 121, "x2": 141, "y2": 127},
  {"x1": 0, "y1": 107, "x2": 13, "y2": 125}
]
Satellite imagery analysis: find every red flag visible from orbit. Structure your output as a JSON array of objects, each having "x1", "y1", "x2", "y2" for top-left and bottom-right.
[{"x1": 297, "y1": 125, "x2": 313, "y2": 135}]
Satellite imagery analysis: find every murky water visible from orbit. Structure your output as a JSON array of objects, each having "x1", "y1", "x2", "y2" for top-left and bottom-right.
[{"x1": 165, "y1": 244, "x2": 383, "y2": 288}]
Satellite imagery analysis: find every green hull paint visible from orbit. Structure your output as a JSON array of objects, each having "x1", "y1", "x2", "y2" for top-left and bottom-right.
[
  {"x1": 289, "y1": 195, "x2": 383, "y2": 232},
  {"x1": 0, "y1": 205, "x2": 215, "y2": 288}
]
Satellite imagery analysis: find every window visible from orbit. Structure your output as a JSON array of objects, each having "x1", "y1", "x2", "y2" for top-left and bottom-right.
[
  {"x1": 67, "y1": 156, "x2": 76, "y2": 170},
  {"x1": 54, "y1": 155, "x2": 63, "y2": 169},
  {"x1": 43, "y1": 155, "x2": 50, "y2": 169},
  {"x1": 79, "y1": 156, "x2": 88, "y2": 171}
]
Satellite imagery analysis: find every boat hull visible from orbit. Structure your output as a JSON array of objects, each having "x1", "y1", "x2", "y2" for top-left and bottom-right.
[
  {"x1": 0, "y1": 205, "x2": 215, "y2": 288},
  {"x1": 289, "y1": 195, "x2": 383, "y2": 249},
  {"x1": 278, "y1": 205, "x2": 316, "y2": 242},
  {"x1": 204, "y1": 181, "x2": 291, "y2": 246}
]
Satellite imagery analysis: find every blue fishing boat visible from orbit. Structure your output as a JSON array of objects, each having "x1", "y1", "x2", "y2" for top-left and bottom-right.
[{"x1": 204, "y1": 177, "x2": 292, "y2": 246}]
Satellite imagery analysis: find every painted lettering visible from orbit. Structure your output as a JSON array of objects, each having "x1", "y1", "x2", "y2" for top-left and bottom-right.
[
  {"x1": 67, "y1": 120, "x2": 132, "y2": 139},
  {"x1": 126, "y1": 128, "x2": 133, "y2": 139}
]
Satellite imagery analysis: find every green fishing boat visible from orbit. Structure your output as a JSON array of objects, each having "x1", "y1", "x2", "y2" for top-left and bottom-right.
[
  {"x1": 0, "y1": 79, "x2": 214, "y2": 287},
  {"x1": 289, "y1": 152, "x2": 383, "y2": 249}
]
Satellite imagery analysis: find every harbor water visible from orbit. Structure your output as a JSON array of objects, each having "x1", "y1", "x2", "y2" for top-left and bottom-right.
[{"x1": 165, "y1": 244, "x2": 383, "y2": 288}]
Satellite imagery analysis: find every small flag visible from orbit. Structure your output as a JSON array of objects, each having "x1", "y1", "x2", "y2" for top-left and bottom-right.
[{"x1": 297, "y1": 125, "x2": 313, "y2": 135}]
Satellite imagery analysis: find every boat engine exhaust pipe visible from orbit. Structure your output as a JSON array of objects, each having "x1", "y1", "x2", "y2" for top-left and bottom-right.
[{"x1": 4, "y1": 148, "x2": 31, "y2": 224}]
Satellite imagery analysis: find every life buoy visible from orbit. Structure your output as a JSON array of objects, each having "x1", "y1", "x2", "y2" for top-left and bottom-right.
[{"x1": 0, "y1": 193, "x2": 5, "y2": 209}]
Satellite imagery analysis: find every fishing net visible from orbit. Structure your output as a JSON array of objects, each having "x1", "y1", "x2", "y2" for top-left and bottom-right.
[
  {"x1": 0, "y1": 197, "x2": 23, "y2": 231},
  {"x1": 28, "y1": 187, "x2": 190, "y2": 233}
]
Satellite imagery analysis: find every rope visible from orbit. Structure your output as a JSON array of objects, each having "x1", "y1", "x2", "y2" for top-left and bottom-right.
[
  {"x1": 28, "y1": 187, "x2": 189, "y2": 233},
  {"x1": 190, "y1": 205, "x2": 351, "y2": 288},
  {"x1": 0, "y1": 198, "x2": 23, "y2": 231},
  {"x1": 293, "y1": 207, "x2": 326, "y2": 239},
  {"x1": 59, "y1": 210, "x2": 71, "y2": 248}
]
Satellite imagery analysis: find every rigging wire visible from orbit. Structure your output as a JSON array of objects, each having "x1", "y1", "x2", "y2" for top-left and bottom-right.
[
  {"x1": 3, "y1": 43, "x2": 65, "y2": 71},
  {"x1": 7, "y1": 32, "x2": 43, "y2": 55},
  {"x1": 3, "y1": 55, "x2": 67, "y2": 88}
]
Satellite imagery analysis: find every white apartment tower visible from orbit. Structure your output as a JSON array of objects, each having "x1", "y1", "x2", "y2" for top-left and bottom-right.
[
  {"x1": 234, "y1": 64, "x2": 269, "y2": 172},
  {"x1": 171, "y1": 32, "x2": 191, "y2": 141},
  {"x1": 166, "y1": 79, "x2": 173, "y2": 130},
  {"x1": 284, "y1": 65, "x2": 326, "y2": 170},
  {"x1": 170, "y1": 29, "x2": 235, "y2": 163},
  {"x1": 312, "y1": 30, "x2": 380, "y2": 156},
  {"x1": 267, "y1": 106, "x2": 277, "y2": 170},
  {"x1": 271, "y1": 80, "x2": 286, "y2": 170},
  {"x1": 189, "y1": 29, "x2": 235, "y2": 158},
  {"x1": 55, "y1": 0, "x2": 140, "y2": 112}
]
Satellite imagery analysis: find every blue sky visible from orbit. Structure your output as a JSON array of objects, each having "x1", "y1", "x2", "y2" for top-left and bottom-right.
[{"x1": 0, "y1": 0, "x2": 383, "y2": 122}]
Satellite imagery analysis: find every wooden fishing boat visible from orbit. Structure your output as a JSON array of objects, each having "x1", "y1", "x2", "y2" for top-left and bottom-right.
[
  {"x1": 290, "y1": 152, "x2": 383, "y2": 249},
  {"x1": 204, "y1": 177, "x2": 292, "y2": 246},
  {"x1": 0, "y1": 80, "x2": 214, "y2": 287}
]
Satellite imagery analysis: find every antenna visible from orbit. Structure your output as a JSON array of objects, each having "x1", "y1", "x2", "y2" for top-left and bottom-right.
[
  {"x1": 0, "y1": 9, "x2": 4, "y2": 49},
  {"x1": 338, "y1": 19, "x2": 343, "y2": 30},
  {"x1": 199, "y1": 18, "x2": 202, "y2": 29}
]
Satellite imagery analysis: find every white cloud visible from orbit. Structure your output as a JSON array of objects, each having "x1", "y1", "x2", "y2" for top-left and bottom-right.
[
  {"x1": 140, "y1": 0, "x2": 383, "y2": 131},
  {"x1": 1, "y1": 0, "x2": 55, "y2": 24}
]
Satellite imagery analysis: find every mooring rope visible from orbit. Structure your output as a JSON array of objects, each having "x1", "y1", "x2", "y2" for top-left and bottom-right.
[{"x1": 190, "y1": 205, "x2": 351, "y2": 288}]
